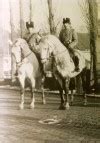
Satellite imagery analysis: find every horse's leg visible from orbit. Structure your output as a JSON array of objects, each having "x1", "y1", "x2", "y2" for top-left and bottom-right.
[
  {"x1": 55, "y1": 78, "x2": 65, "y2": 110},
  {"x1": 81, "y1": 68, "x2": 87, "y2": 106},
  {"x1": 41, "y1": 63, "x2": 46, "y2": 104},
  {"x1": 63, "y1": 78, "x2": 70, "y2": 109},
  {"x1": 59, "y1": 88, "x2": 65, "y2": 110},
  {"x1": 19, "y1": 76, "x2": 25, "y2": 110},
  {"x1": 70, "y1": 90, "x2": 74, "y2": 105},
  {"x1": 69, "y1": 78, "x2": 75, "y2": 105},
  {"x1": 30, "y1": 77, "x2": 35, "y2": 109},
  {"x1": 41, "y1": 76, "x2": 46, "y2": 104}
]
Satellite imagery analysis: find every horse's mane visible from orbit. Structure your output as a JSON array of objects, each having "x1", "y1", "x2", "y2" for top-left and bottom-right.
[
  {"x1": 27, "y1": 33, "x2": 68, "y2": 56},
  {"x1": 39, "y1": 34, "x2": 78, "y2": 77},
  {"x1": 40, "y1": 35, "x2": 70, "y2": 59},
  {"x1": 14, "y1": 38, "x2": 28, "y2": 46}
]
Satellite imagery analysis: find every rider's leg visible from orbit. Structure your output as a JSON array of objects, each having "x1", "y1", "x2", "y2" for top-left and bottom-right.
[{"x1": 74, "y1": 56, "x2": 79, "y2": 72}]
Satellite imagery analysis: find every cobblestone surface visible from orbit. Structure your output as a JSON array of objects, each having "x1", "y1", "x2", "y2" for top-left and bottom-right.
[{"x1": 0, "y1": 89, "x2": 100, "y2": 143}]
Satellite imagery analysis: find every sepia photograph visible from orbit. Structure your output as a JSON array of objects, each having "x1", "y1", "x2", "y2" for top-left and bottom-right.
[{"x1": 0, "y1": 0, "x2": 100, "y2": 142}]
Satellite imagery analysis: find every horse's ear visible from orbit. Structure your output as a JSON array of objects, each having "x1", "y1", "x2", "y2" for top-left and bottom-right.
[{"x1": 8, "y1": 39, "x2": 13, "y2": 47}]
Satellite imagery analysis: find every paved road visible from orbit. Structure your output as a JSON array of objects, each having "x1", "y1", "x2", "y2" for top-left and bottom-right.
[{"x1": 0, "y1": 89, "x2": 100, "y2": 143}]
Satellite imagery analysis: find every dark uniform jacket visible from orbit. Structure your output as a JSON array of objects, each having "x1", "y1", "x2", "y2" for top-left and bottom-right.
[
  {"x1": 59, "y1": 26, "x2": 79, "y2": 71},
  {"x1": 23, "y1": 32, "x2": 34, "y2": 43},
  {"x1": 59, "y1": 26, "x2": 78, "y2": 50}
]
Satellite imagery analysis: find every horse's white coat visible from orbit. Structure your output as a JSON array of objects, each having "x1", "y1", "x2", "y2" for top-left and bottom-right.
[
  {"x1": 40, "y1": 35, "x2": 90, "y2": 78},
  {"x1": 11, "y1": 38, "x2": 42, "y2": 109}
]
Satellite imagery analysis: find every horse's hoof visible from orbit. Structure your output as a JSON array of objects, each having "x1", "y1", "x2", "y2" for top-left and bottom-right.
[
  {"x1": 65, "y1": 103, "x2": 70, "y2": 110},
  {"x1": 43, "y1": 100, "x2": 46, "y2": 105},
  {"x1": 84, "y1": 102, "x2": 87, "y2": 106},
  {"x1": 30, "y1": 104, "x2": 35, "y2": 109},
  {"x1": 19, "y1": 104, "x2": 24, "y2": 110},
  {"x1": 66, "y1": 106, "x2": 70, "y2": 110},
  {"x1": 84, "y1": 99, "x2": 87, "y2": 106},
  {"x1": 59, "y1": 105, "x2": 66, "y2": 110},
  {"x1": 70, "y1": 102, "x2": 73, "y2": 106}
]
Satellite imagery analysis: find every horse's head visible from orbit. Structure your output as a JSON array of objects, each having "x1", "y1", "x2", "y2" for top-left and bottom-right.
[
  {"x1": 28, "y1": 32, "x2": 42, "y2": 51},
  {"x1": 39, "y1": 38, "x2": 53, "y2": 64},
  {"x1": 11, "y1": 43, "x2": 22, "y2": 64}
]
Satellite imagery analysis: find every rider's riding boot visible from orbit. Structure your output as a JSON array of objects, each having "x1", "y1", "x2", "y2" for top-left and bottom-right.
[{"x1": 73, "y1": 56, "x2": 80, "y2": 72}]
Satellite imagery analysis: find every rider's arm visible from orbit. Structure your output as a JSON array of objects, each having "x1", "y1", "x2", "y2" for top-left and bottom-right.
[
  {"x1": 69, "y1": 29, "x2": 78, "y2": 49},
  {"x1": 23, "y1": 33, "x2": 30, "y2": 42},
  {"x1": 59, "y1": 28, "x2": 64, "y2": 43}
]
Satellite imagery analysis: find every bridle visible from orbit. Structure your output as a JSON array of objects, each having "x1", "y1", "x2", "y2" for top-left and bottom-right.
[
  {"x1": 14, "y1": 46, "x2": 32, "y2": 68},
  {"x1": 41, "y1": 42, "x2": 68, "y2": 62},
  {"x1": 41, "y1": 42, "x2": 68, "y2": 74}
]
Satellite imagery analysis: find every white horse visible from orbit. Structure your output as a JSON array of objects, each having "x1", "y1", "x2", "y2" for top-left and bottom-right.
[
  {"x1": 38, "y1": 35, "x2": 90, "y2": 109},
  {"x1": 11, "y1": 38, "x2": 45, "y2": 109}
]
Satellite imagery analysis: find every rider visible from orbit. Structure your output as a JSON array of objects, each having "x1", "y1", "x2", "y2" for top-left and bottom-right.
[
  {"x1": 23, "y1": 21, "x2": 34, "y2": 43},
  {"x1": 59, "y1": 17, "x2": 79, "y2": 72},
  {"x1": 24, "y1": 21, "x2": 41, "y2": 51},
  {"x1": 24, "y1": 21, "x2": 44, "y2": 74}
]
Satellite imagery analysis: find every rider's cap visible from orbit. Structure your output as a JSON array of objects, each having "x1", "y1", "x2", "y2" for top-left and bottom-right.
[
  {"x1": 26, "y1": 21, "x2": 34, "y2": 29},
  {"x1": 63, "y1": 18, "x2": 66, "y2": 24},
  {"x1": 63, "y1": 18, "x2": 71, "y2": 24}
]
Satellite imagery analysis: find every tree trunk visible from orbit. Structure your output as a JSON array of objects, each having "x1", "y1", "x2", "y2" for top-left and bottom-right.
[
  {"x1": 9, "y1": 0, "x2": 14, "y2": 80},
  {"x1": 30, "y1": 0, "x2": 32, "y2": 22},
  {"x1": 88, "y1": 0, "x2": 98, "y2": 91},
  {"x1": 47, "y1": 0, "x2": 56, "y2": 35},
  {"x1": 19, "y1": 0, "x2": 22, "y2": 37},
  {"x1": 9, "y1": 0, "x2": 13, "y2": 42}
]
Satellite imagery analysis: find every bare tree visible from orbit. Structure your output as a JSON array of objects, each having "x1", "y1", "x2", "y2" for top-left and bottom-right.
[
  {"x1": 9, "y1": 0, "x2": 13, "y2": 41},
  {"x1": 47, "y1": 0, "x2": 63, "y2": 36},
  {"x1": 79, "y1": 0, "x2": 98, "y2": 91},
  {"x1": 30, "y1": 0, "x2": 32, "y2": 22},
  {"x1": 47, "y1": 0, "x2": 56, "y2": 34},
  {"x1": 19, "y1": 0, "x2": 22, "y2": 37},
  {"x1": 88, "y1": 0, "x2": 98, "y2": 91}
]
